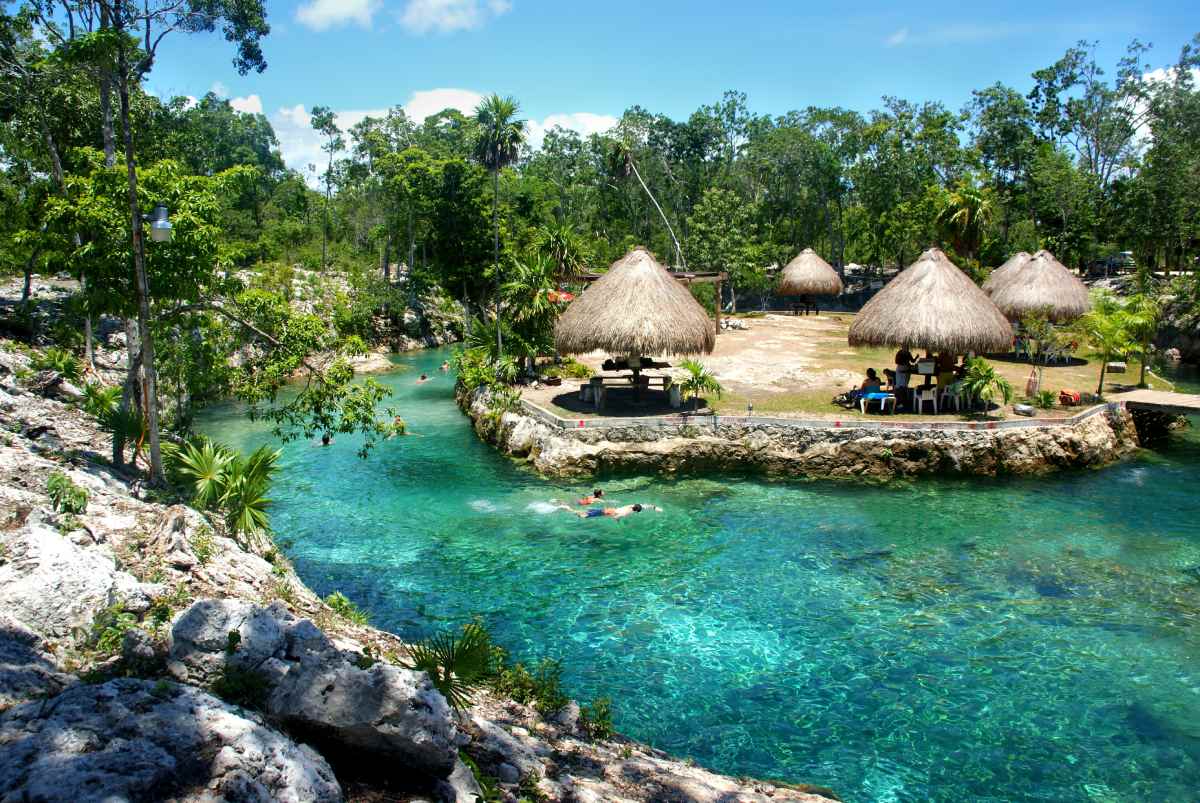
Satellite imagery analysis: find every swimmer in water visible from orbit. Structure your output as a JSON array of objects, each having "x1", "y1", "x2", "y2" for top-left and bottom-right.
[
  {"x1": 320, "y1": 433, "x2": 332, "y2": 446},
  {"x1": 578, "y1": 489, "x2": 604, "y2": 506},
  {"x1": 440, "y1": 361, "x2": 450, "y2": 372},
  {"x1": 555, "y1": 503, "x2": 660, "y2": 520},
  {"x1": 416, "y1": 373, "x2": 430, "y2": 384}
]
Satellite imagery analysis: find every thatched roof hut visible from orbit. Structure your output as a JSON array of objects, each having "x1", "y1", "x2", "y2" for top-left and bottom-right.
[
  {"x1": 554, "y1": 247, "x2": 715, "y2": 356},
  {"x1": 981, "y1": 251, "x2": 1031, "y2": 294},
  {"x1": 777, "y1": 249, "x2": 844, "y2": 296},
  {"x1": 987, "y1": 249, "x2": 1091, "y2": 323},
  {"x1": 848, "y1": 248, "x2": 1013, "y2": 354}
]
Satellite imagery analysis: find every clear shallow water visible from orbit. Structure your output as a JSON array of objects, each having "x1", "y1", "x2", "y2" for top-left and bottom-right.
[{"x1": 198, "y1": 348, "x2": 1200, "y2": 803}]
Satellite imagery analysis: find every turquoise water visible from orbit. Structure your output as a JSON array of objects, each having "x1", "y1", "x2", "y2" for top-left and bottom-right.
[{"x1": 198, "y1": 348, "x2": 1200, "y2": 803}]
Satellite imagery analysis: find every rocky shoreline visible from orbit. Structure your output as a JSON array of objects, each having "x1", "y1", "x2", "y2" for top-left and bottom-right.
[
  {"x1": 463, "y1": 391, "x2": 1142, "y2": 480},
  {"x1": 0, "y1": 345, "x2": 835, "y2": 803}
]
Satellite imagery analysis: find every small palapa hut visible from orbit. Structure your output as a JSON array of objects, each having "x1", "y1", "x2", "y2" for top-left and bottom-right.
[
  {"x1": 555, "y1": 247, "x2": 716, "y2": 358},
  {"x1": 848, "y1": 247, "x2": 1013, "y2": 355},
  {"x1": 981, "y1": 251, "x2": 1031, "y2": 294},
  {"x1": 986, "y1": 249, "x2": 1091, "y2": 323},
  {"x1": 777, "y1": 249, "x2": 844, "y2": 298}
]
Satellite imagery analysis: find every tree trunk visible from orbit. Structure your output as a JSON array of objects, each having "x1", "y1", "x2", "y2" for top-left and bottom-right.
[
  {"x1": 116, "y1": 51, "x2": 165, "y2": 485},
  {"x1": 322, "y1": 152, "x2": 332, "y2": 269},
  {"x1": 628, "y1": 157, "x2": 684, "y2": 269},
  {"x1": 114, "y1": 319, "x2": 141, "y2": 468},
  {"x1": 1096, "y1": 360, "x2": 1108, "y2": 397},
  {"x1": 42, "y1": 118, "x2": 93, "y2": 369},
  {"x1": 492, "y1": 169, "x2": 502, "y2": 356},
  {"x1": 1138, "y1": 343, "x2": 1149, "y2": 388},
  {"x1": 729, "y1": 283, "x2": 738, "y2": 314},
  {"x1": 380, "y1": 235, "x2": 390, "y2": 281},
  {"x1": 407, "y1": 204, "x2": 415, "y2": 276}
]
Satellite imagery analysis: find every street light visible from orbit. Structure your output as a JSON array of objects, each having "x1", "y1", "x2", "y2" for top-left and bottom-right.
[{"x1": 144, "y1": 204, "x2": 173, "y2": 243}]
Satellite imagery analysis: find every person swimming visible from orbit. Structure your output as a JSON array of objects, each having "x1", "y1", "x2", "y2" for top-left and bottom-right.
[
  {"x1": 578, "y1": 489, "x2": 604, "y2": 505},
  {"x1": 416, "y1": 373, "x2": 430, "y2": 384},
  {"x1": 440, "y1": 361, "x2": 450, "y2": 372},
  {"x1": 320, "y1": 433, "x2": 332, "y2": 446},
  {"x1": 555, "y1": 502, "x2": 660, "y2": 520}
]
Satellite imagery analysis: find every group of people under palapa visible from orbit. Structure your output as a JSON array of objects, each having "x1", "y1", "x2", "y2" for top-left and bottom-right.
[{"x1": 840, "y1": 347, "x2": 971, "y2": 414}]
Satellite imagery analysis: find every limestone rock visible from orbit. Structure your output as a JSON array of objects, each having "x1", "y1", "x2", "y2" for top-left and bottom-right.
[
  {"x1": 0, "y1": 514, "x2": 161, "y2": 643},
  {"x1": 0, "y1": 678, "x2": 343, "y2": 803},
  {"x1": 0, "y1": 614, "x2": 72, "y2": 711},
  {"x1": 168, "y1": 599, "x2": 459, "y2": 779},
  {"x1": 435, "y1": 758, "x2": 484, "y2": 803}
]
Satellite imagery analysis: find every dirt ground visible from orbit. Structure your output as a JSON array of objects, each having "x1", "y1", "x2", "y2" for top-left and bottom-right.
[{"x1": 526, "y1": 312, "x2": 1165, "y2": 421}]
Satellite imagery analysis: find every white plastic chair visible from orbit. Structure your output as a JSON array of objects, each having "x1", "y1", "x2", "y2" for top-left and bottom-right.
[
  {"x1": 913, "y1": 387, "x2": 938, "y2": 414},
  {"x1": 940, "y1": 382, "x2": 965, "y2": 412}
]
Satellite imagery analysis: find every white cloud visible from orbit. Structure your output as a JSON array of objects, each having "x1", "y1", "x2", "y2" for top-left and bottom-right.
[
  {"x1": 210, "y1": 81, "x2": 230, "y2": 97},
  {"x1": 404, "y1": 87, "x2": 484, "y2": 121},
  {"x1": 398, "y1": 0, "x2": 512, "y2": 34},
  {"x1": 885, "y1": 27, "x2": 909, "y2": 47},
  {"x1": 297, "y1": 0, "x2": 379, "y2": 31},
  {"x1": 230, "y1": 94, "x2": 264, "y2": 115},
  {"x1": 271, "y1": 88, "x2": 613, "y2": 187},
  {"x1": 526, "y1": 112, "x2": 617, "y2": 150}
]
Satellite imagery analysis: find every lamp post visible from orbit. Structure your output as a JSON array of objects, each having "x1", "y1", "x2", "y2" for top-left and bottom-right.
[
  {"x1": 127, "y1": 202, "x2": 172, "y2": 484},
  {"x1": 145, "y1": 204, "x2": 173, "y2": 243}
]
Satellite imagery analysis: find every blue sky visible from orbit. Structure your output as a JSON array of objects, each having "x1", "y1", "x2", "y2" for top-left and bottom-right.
[{"x1": 145, "y1": 0, "x2": 1198, "y2": 176}]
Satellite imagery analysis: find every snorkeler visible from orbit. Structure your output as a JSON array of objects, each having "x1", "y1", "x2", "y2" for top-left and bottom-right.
[{"x1": 555, "y1": 503, "x2": 660, "y2": 520}]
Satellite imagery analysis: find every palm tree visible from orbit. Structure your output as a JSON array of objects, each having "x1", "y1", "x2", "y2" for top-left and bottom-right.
[
  {"x1": 473, "y1": 95, "x2": 526, "y2": 356},
  {"x1": 962, "y1": 357, "x2": 1014, "y2": 412},
  {"x1": 1123, "y1": 292, "x2": 1160, "y2": 389},
  {"x1": 1074, "y1": 291, "x2": 1133, "y2": 397},
  {"x1": 936, "y1": 180, "x2": 994, "y2": 262},
  {"x1": 500, "y1": 252, "x2": 560, "y2": 373},
  {"x1": 607, "y1": 139, "x2": 686, "y2": 270},
  {"x1": 679, "y1": 359, "x2": 723, "y2": 413},
  {"x1": 535, "y1": 222, "x2": 589, "y2": 281}
]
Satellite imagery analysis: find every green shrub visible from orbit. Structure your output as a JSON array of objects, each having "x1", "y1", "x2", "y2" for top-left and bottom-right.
[
  {"x1": 459, "y1": 752, "x2": 503, "y2": 802},
  {"x1": 91, "y1": 603, "x2": 137, "y2": 656},
  {"x1": 32, "y1": 347, "x2": 82, "y2": 381},
  {"x1": 517, "y1": 774, "x2": 550, "y2": 802},
  {"x1": 191, "y1": 525, "x2": 215, "y2": 565},
  {"x1": 1034, "y1": 389, "x2": 1057, "y2": 409},
  {"x1": 493, "y1": 657, "x2": 569, "y2": 716},
  {"x1": 170, "y1": 439, "x2": 279, "y2": 537},
  {"x1": 543, "y1": 359, "x2": 592, "y2": 380},
  {"x1": 47, "y1": 471, "x2": 88, "y2": 514},
  {"x1": 579, "y1": 697, "x2": 615, "y2": 740},
  {"x1": 82, "y1": 383, "x2": 122, "y2": 420},
  {"x1": 324, "y1": 591, "x2": 370, "y2": 625},
  {"x1": 211, "y1": 664, "x2": 271, "y2": 710}
]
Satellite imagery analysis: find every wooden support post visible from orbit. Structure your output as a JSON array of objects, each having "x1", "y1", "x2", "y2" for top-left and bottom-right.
[{"x1": 714, "y1": 277, "x2": 722, "y2": 337}]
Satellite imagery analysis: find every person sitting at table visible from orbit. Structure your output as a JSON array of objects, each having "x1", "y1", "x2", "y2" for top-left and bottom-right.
[{"x1": 936, "y1": 353, "x2": 958, "y2": 387}]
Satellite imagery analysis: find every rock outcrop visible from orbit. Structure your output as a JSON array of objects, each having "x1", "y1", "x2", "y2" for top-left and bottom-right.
[
  {"x1": 466, "y1": 390, "x2": 1141, "y2": 480},
  {"x1": 168, "y1": 598, "x2": 459, "y2": 778},
  {"x1": 0, "y1": 679, "x2": 343, "y2": 803}
]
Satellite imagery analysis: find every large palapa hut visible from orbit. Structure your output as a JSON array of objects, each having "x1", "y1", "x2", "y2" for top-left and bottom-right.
[
  {"x1": 986, "y1": 249, "x2": 1091, "y2": 323},
  {"x1": 555, "y1": 247, "x2": 716, "y2": 357},
  {"x1": 848, "y1": 247, "x2": 1013, "y2": 354},
  {"x1": 981, "y1": 251, "x2": 1031, "y2": 294},
  {"x1": 777, "y1": 248, "x2": 844, "y2": 297}
]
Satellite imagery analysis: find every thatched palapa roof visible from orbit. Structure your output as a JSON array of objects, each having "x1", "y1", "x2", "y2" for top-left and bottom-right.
[
  {"x1": 848, "y1": 248, "x2": 1013, "y2": 354},
  {"x1": 777, "y1": 248, "x2": 844, "y2": 296},
  {"x1": 554, "y1": 247, "x2": 715, "y2": 356},
  {"x1": 981, "y1": 251, "x2": 1031, "y2": 294},
  {"x1": 986, "y1": 249, "x2": 1091, "y2": 323}
]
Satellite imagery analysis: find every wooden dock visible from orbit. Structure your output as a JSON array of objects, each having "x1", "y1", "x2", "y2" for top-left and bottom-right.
[{"x1": 1111, "y1": 389, "x2": 1200, "y2": 416}]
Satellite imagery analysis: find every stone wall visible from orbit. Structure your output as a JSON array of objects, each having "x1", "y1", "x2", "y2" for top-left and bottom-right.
[{"x1": 465, "y1": 391, "x2": 1142, "y2": 480}]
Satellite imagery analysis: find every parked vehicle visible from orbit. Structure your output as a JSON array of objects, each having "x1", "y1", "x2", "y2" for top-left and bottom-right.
[{"x1": 1085, "y1": 251, "x2": 1135, "y2": 277}]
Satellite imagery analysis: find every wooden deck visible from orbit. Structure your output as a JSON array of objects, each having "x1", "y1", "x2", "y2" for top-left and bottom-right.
[{"x1": 1111, "y1": 389, "x2": 1200, "y2": 416}]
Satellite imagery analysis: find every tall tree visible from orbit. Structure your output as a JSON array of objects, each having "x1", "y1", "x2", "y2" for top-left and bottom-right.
[
  {"x1": 310, "y1": 105, "x2": 342, "y2": 269},
  {"x1": 472, "y1": 94, "x2": 525, "y2": 355}
]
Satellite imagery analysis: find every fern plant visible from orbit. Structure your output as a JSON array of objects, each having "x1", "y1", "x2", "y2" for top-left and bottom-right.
[
  {"x1": 169, "y1": 440, "x2": 279, "y2": 537},
  {"x1": 406, "y1": 621, "x2": 495, "y2": 711}
]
